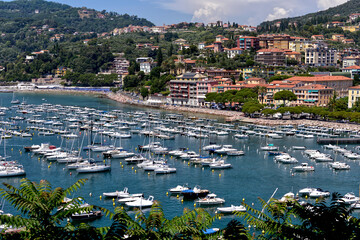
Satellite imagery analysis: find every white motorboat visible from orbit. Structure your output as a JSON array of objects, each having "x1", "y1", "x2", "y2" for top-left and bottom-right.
[
  {"x1": 0, "y1": 166, "x2": 26, "y2": 177},
  {"x1": 234, "y1": 134, "x2": 249, "y2": 139},
  {"x1": 179, "y1": 151, "x2": 199, "y2": 160},
  {"x1": 214, "y1": 145, "x2": 237, "y2": 154},
  {"x1": 226, "y1": 150, "x2": 244, "y2": 156},
  {"x1": 103, "y1": 187, "x2": 143, "y2": 198},
  {"x1": 298, "y1": 187, "x2": 317, "y2": 196},
  {"x1": 126, "y1": 196, "x2": 154, "y2": 208},
  {"x1": 309, "y1": 189, "x2": 330, "y2": 198},
  {"x1": 261, "y1": 144, "x2": 279, "y2": 151},
  {"x1": 118, "y1": 196, "x2": 142, "y2": 203},
  {"x1": 209, "y1": 160, "x2": 232, "y2": 169},
  {"x1": 154, "y1": 166, "x2": 176, "y2": 174},
  {"x1": 275, "y1": 156, "x2": 298, "y2": 164},
  {"x1": 339, "y1": 193, "x2": 359, "y2": 205},
  {"x1": 292, "y1": 163, "x2": 314, "y2": 172},
  {"x1": 330, "y1": 162, "x2": 350, "y2": 170},
  {"x1": 76, "y1": 164, "x2": 111, "y2": 173},
  {"x1": 111, "y1": 151, "x2": 135, "y2": 159},
  {"x1": 169, "y1": 185, "x2": 189, "y2": 194},
  {"x1": 278, "y1": 192, "x2": 298, "y2": 203},
  {"x1": 203, "y1": 144, "x2": 222, "y2": 151},
  {"x1": 216, "y1": 205, "x2": 246, "y2": 214},
  {"x1": 196, "y1": 193, "x2": 225, "y2": 206},
  {"x1": 66, "y1": 161, "x2": 91, "y2": 170},
  {"x1": 124, "y1": 155, "x2": 146, "y2": 164},
  {"x1": 292, "y1": 146, "x2": 306, "y2": 150}
]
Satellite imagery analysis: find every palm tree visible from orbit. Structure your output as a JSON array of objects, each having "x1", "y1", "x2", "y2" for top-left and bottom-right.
[
  {"x1": 237, "y1": 193, "x2": 360, "y2": 239},
  {"x1": 0, "y1": 178, "x2": 100, "y2": 240},
  {"x1": 105, "y1": 201, "x2": 219, "y2": 239}
]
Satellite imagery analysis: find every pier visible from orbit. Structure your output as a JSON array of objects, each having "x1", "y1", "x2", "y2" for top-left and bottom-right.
[{"x1": 317, "y1": 138, "x2": 360, "y2": 144}]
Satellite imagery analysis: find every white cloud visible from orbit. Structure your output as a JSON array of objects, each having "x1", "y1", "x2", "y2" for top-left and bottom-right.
[
  {"x1": 151, "y1": 0, "x2": 348, "y2": 25},
  {"x1": 266, "y1": 7, "x2": 292, "y2": 21},
  {"x1": 316, "y1": 0, "x2": 349, "y2": 10}
]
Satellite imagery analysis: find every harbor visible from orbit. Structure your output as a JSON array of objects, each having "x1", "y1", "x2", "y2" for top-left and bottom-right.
[{"x1": 1, "y1": 91, "x2": 360, "y2": 229}]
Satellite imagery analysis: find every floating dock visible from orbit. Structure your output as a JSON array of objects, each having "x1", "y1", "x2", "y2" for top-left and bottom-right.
[{"x1": 317, "y1": 138, "x2": 360, "y2": 144}]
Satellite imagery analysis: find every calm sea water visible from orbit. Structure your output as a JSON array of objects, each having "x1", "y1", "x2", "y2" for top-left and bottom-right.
[{"x1": 1, "y1": 92, "x2": 360, "y2": 228}]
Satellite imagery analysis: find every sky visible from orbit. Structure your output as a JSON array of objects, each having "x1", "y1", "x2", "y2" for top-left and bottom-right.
[{"x1": 22, "y1": 0, "x2": 351, "y2": 26}]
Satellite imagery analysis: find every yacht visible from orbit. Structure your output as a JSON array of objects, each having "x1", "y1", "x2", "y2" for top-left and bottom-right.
[
  {"x1": 292, "y1": 163, "x2": 315, "y2": 172},
  {"x1": 203, "y1": 144, "x2": 222, "y2": 151},
  {"x1": 76, "y1": 164, "x2": 111, "y2": 173},
  {"x1": 209, "y1": 160, "x2": 232, "y2": 169},
  {"x1": 339, "y1": 193, "x2": 359, "y2": 205},
  {"x1": 0, "y1": 166, "x2": 26, "y2": 177},
  {"x1": 103, "y1": 187, "x2": 143, "y2": 198},
  {"x1": 298, "y1": 187, "x2": 317, "y2": 196},
  {"x1": 278, "y1": 192, "x2": 298, "y2": 203},
  {"x1": 309, "y1": 189, "x2": 330, "y2": 198},
  {"x1": 330, "y1": 162, "x2": 350, "y2": 170},
  {"x1": 216, "y1": 205, "x2": 246, "y2": 214},
  {"x1": 234, "y1": 134, "x2": 249, "y2": 139},
  {"x1": 124, "y1": 155, "x2": 146, "y2": 164},
  {"x1": 125, "y1": 196, "x2": 154, "y2": 208},
  {"x1": 214, "y1": 145, "x2": 237, "y2": 154},
  {"x1": 261, "y1": 144, "x2": 279, "y2": 151},
  {"x1": 196, "y1": 193, "x2": 225, "y2": 206},
  {"x1": 169, "y1": 185, "x2": 190, "y2": 194},
  {"x1": 226, "y1": 150, "x2": 245, "y2": 156},
  {"x1": 154, "y1": 166, "x2": 176, "y2": 174},
  {"x1": 181, "y1": 186, "x2": 209, "y2": 199}
]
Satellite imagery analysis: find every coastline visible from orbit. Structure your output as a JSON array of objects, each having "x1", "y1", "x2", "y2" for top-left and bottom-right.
[
  {"x1": 105, "y1": 92, "x2": 360, "y2": 131},
  {"x1": 10, "y1": 89, "x2": 360, "y2": 131}
]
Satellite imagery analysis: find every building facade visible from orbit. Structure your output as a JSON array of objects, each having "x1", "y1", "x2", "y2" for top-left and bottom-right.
[
  {"x1": 305, "y1": 45, "x2": 337, "y2": 67},
  {"x1": 255, "y1": 49, "x2": 286, "y2": 66}
]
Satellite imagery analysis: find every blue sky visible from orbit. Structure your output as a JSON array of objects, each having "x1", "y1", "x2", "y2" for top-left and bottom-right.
[{"x1": 12, "y1": 0, "x2": 351, "y2": 25}]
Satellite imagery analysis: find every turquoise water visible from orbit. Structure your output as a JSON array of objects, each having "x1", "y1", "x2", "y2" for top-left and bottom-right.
[{"x1": 1, "y1": 92, "x2": 360, "y2": 228}]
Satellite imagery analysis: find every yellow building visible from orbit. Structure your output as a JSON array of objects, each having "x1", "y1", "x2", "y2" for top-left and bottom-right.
[
  {"x1": 348, "y1": 86, "x2": 360, "y2": 108},
  {"x1": 342, "y1": 26, "x2": 359, "y2": 32}
]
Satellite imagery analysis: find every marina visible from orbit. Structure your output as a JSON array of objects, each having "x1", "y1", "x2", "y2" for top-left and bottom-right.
[{"x1": 1, "y1": 92, "x2": 360, "y2": 228}]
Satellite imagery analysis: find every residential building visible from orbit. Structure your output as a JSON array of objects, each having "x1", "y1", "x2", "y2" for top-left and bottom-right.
[
  {"x1": 305, "y1": 45, "x2": 337, "y2": 67},
  {"x1": 284, "y1": 50, "x2": 302, "y2": 63},
  {"x1": 198, "y1": 42, "x2": 205, "y2": 50},
  {"x1": 174, "y1": 38, "x2": 188, "y2": 46},
  {"x1": 349, "y1": 13, "x2": 360, "y2": 22},
  {"x1": 140, "y1": 62, "x2": 157, "y2": 74},
  {"x1": 342, "y1": 25, "x2": 359, "y2": 32},
  {"x1": 255, "y1": 48, "x2": 286, "y2": 66},
  {"x1": 342, "y1": 56, "x2": 360, "y2": 68},
  {"x1": 289, "y1": 38, "x2": 311, "y2": 52},
  {"x1": 311, "y1": 35, "x2": 324, "y2": 40},
  {"x1": 113, "y1": 56, "x2": 130, "y2": 76},
  {"x1": 286, "y1": 76, "x2": 353, "y2": 97},
  {"x1": 225, "y1": 47, "x2": 243, "y2": 58},
  {"x1": 293, "y1": 84, "x2": 333, "y2": 107},
  {"x1": 342, "y1": 65, "x2": 360, "y2": 78},
  {"x1": 265, "y1": 80, "x2": 303, "y2": 105},
  {"x1": 236, "y1": 36, "x2": 260, "y2": 50},
  {"x1": 214, "y1": 42, "x2": 223, "y2": 53},
  {"x1": 332, "y1": 34, "x2": 345, "y2": 42},
  {"x1": 206, "y1": 69, "x2": 241, "y2": 79},
  {"x1": 169, "y1": 72, "x2": 209, "y2": 106},
  {"x1": 136, "y1": 57, "x2": 152, "y2": 63},
  {"x1": 55, "y1": 67, "x2": 70, "y2": 76},
  {"x1": 348, "y1": 86, "x2": 360, "y2": 108},
  {"x1": 258, "y1": 34, "x2": 291, "y2": 49}
]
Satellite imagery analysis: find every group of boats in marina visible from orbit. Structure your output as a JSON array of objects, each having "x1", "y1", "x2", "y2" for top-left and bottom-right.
[{"x1": 3, "y1": 98, "x2": 360, "y2": 223}]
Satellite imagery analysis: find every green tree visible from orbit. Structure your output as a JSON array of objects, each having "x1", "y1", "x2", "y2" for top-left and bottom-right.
[
  {"x1": 273, "y1": 90, "x2": 297, "y2": 106},
  {"x1": 237, "y1": 193, "x2": 360, "y2": 239},
  {"x1": 140, "y1": 87, "x2": 149, "y2": 99},
  {"x1": 156, "y1": 48, "x2": 163, "y2": 67},
  {"x1": 0, "y1": 178, "x2": 100, "y2": 239}
]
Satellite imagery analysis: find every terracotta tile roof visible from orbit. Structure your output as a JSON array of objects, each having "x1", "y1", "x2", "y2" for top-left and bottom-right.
[
  {"x1": 257, "y1": 48, "x2": 284, "y2": 53},
  {"x1": 349, "y1": 85, "x2": 360, "y2": 89},
  {"x1": 294, "y1": 84, "x2": 333, "y2": 90},
  {"x1": 344, "y1": 65, "x2": 360, "y2": 70},
  {"x1": 287, "y1": 76, "x2": 352, "y2": 82}
]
